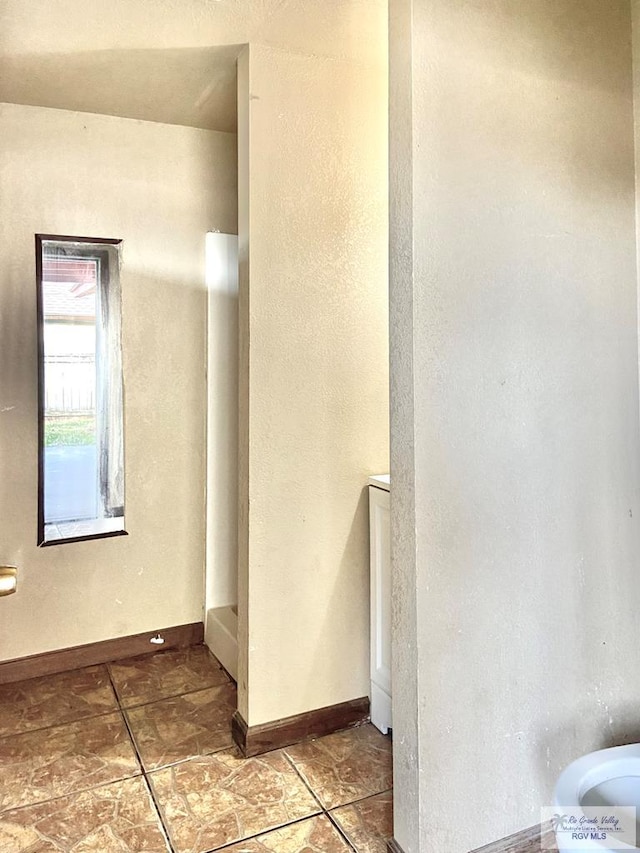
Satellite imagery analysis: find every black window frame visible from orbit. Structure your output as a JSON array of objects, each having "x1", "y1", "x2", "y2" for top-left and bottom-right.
[{"x1": 36, "y1": 233, "x2": 128, "y2": 547}]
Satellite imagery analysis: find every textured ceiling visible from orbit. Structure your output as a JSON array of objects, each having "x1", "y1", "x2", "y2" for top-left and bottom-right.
[{"x1": 0, "y1": 0, "x2": 387, "y2": 132}]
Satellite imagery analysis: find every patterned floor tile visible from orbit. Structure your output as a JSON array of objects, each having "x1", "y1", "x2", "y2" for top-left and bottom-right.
[
  {"x1": 0, "y1": 776, "x2": 170, "y2": 852},
  {"x1": 108, "y1": 646, "x2": 229, "y2": 708},
  {"x1": 0, "y1": 666, "x2": 118, "y2": 737},
  {"x1": 219, "y1": 815, "x2": 352, "y2": 852},
  {"x1": 125, "y1": 682, "x2": 237, "y2": 770},
  {"x1": 284, "y1": 724, "x2": 392, "y2": 810},
  {"x1": 330, "y1": 791, "x2": 393, "y2": 853},
  {"x1": 148, "y1": 748, "x2": 321, "y2": 853},
  {"x1": 0, "y1": 712, "x2": 140, "y2": 812}
]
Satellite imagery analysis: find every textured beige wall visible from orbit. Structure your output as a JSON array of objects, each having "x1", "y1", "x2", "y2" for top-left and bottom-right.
[
  {"x1": 238, "y1": 44, "x2": 389, "y2": 725},
  {"x1": 0, "y1": 0, "x2": 385, "y2": 64},
  {"x1": 0, "y1": 0, "x2": 386, "y2": 132},
  {"x1": 390, "y1": 1, "x2": 640, "y2": 850},
  {"x1": 0, "y1": 103, "x2": 237, "y2": 660}
]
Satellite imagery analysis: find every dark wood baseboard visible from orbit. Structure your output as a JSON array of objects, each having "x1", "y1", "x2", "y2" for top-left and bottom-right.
[
  {"x1": 470, "y1": 823, "x2": 553, "y2": 852},
  {"x1": 0, "y1": 621, "x2": 204, "y2": 684},
  {"x1": 387, "y1": 824, "x2": 553, "y2": 853},
  {"x1": 232, "y1": 696, "x2": 370, "y2": 757}
]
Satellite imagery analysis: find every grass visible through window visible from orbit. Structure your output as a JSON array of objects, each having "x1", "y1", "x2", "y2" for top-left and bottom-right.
[{"x1": 45, "y1": 416, "x2": 96, "y2": 447}]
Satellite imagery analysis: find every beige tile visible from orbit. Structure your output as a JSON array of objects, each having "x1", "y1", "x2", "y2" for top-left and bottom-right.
[
  {"x1": 0, "y1": 776, "x2": 170, "y2": 852},
  {"x1": 149, "y1": 748, "x2": 321, "y2": 853},
  {"x1": 126, "y1": 682, "x2": 237, "y2": 770},
  {"x1": 0, "y1": 666, "x2": 118, "y2": 737},
  {"x1": 109, "y1": 646, "x2": 230, "y2": 708},
  {"x1": 220, "y1": 815, "x2": 352, "y2": 852},
  {"x1": 0, "y1": 712, "x2": 140, "y2": 811},
  {"x1": 285, "y1": 724, "x2": 392, "y2": 810},
  {"x1": 331, "y1": 791, "x2": 393, "y2": 853}
]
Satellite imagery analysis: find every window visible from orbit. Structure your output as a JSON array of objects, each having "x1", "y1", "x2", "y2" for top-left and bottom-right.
[{"x1": 36, "y1": 235, "x2": 126, "y2": 545}]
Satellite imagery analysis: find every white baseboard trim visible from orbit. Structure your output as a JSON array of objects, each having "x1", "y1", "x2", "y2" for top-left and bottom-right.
[
  {"x1": 370, "y1": 680, "x2": 392, "y2": 734},
  {"x1": 205, "y1": 605, "x2": 238, "y2": 681}
]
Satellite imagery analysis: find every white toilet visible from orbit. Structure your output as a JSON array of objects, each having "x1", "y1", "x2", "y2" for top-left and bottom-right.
[{"x1": 554, "y1": 744, "x2": 640, "y2": 850}]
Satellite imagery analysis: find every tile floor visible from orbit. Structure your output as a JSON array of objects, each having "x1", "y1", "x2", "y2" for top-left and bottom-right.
[{"x1": 0, "y1": 645, "x2": 393, "y2": 853}]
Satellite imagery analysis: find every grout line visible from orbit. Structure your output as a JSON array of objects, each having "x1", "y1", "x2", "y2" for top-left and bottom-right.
[
  {"x1": 0, "y1": 704, "x2": 123, "y2": 743},
  {"x1": 327, "y1": 790, "x2": 395, "y2": 853},
  {"x1": 0, "y1": 771, "x2": 144, "y2": 819},
  {"x1": 106, "y1": 666, "x2": 177, "y2": 853},
  {"x1": 138, "y1": 740, "x2": 236, "y2": 775},
  {"x1": 115, "y1": 676, "x2": 235, "y2": 713},
  {"x1": 139, "y1": 774, "x2": 175, "y2": 853},
  {"x1": 200, "y1": 813, "x2": 331, "y2": 853},
  {"x1": 326, "y1": 809, "x2": 360, "y2": 852},
  {"x1": 281, "y1": 749, "x2": 327, "y2": 813},
  {"x1": 327, "y1": 787, "x2": 394, "y2": 812}
]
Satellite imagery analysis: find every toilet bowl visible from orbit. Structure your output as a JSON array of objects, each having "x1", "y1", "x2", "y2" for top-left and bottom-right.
[{"x1": 554, "y1": 744, "x2": 640, "y2": 851}]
